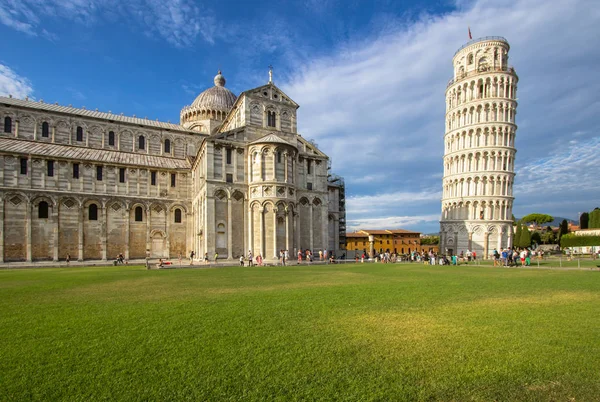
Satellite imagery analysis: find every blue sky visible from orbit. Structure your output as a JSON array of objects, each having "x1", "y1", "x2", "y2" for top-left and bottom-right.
[{"x1": 1, "y1": 0, "x2": 599, "y2": 234}]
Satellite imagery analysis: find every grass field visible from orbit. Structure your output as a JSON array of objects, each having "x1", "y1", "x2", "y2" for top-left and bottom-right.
[{"x1": 1, "y1": 264, "x2": 600, "y2": 401}]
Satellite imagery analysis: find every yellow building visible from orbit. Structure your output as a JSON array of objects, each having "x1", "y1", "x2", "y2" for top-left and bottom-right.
[{"x1": 345, "y1": 229, "x2": 438, "y2": 255}]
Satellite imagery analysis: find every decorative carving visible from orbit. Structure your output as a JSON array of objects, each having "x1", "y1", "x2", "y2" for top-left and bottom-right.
[
  {"x1": 20, "y1": 117, "x2": 34, "y2": 127},
  {"x1": 263, "y1": 186, "x2": 272, "y2": 196},
  {"x1": 215, "y1": 189, "x2": 227, "y2": 200},
  {"x1": 153, "y1": 205, "x2": 163, "y2": 214},
  {"x1": 9, "y1": 196, "x2": 22, "y2": 206},
  {"x1": 63, "y1": 199, "x2": 75, "y2": 209},
  {"x1": 277, "y1": 187, "x2": 285, "y2": 195},
  {"x1": 232, "y1": 191, "x2": 244, "y2": 201},
  {"x1": 111, "y1": 203, "x2": 121, "y2": 212}
]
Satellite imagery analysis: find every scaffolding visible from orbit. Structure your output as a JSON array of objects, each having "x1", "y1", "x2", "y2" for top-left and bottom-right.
[{"x1": 327, "y1": 168, "x2": 346, "y2": 252}]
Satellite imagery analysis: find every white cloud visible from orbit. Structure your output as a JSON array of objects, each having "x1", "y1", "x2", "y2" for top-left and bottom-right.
[
  {"x1": 348, "y1": 215, "x2": 440, "y2": 231},
  {"x1": 281, "y1": 0, "x2": 600, "y2": 231},
  {"x1": 0, "y1": 64, "x2": 34, "y2": 99},
  {"x1": 0, "y1": 0, "x2": 218, "y2": 47},
  {"x1": 347, "y1": 190, "x2": 441, "y2": 215}
]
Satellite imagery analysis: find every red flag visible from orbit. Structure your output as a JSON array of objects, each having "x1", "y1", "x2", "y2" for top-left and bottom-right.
[{"x1": 468, "y1": 27, "x2": 472, "y2": 39}]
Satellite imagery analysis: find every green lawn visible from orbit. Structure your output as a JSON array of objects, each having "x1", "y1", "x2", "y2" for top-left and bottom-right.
[{"x1": 1, "y1": 264, "x2": 600, "y2": 401}]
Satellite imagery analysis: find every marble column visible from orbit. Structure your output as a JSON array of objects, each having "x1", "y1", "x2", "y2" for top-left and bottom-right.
[
  {"x1": 165, "y1": 207, "x2": 171, "y2": 259},
  {"x1": 53, "y1": 202, "x2": 59, "y2": 261},
  {"x1": 309, "y1": 204, "x2": 314, "y2": 251},
  {"x1": 273, "y1": 207, "x2": 278, "y2": 258},
  {"x1": 247, "y1": 204, "x2": 253, "y2": 255},
  {"x1": 285, "y1": 209, "x2": 290, "y2": 252},
  {"x1": 227, "y1": 196, "x2": 233, "y2": 259},
  {"x1": 124, "y1": 207, "x2": 130, "y2": 260},
  {"x1": 78, "y1": 204, "x2": 83, "y2": 261},
  {"x1": 259, "y1": 207, "x2": 265, "y2": 258},
  {"x1": 294, "y1": 212, "x2": 300, "y2": 253},
  {"x1": 146, "y1": 206, "x2": 151, "y2": 255},
  {"x1": 101, "y1": 204, "x2": 107, "y2": 261}
]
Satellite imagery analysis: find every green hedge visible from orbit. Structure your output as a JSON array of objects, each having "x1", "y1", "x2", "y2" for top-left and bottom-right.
[{"x1": 560, "y1": 234, "x2": 600, "y2": 247}]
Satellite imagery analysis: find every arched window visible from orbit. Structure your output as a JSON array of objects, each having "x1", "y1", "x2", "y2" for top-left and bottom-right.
[
  {"x1": 88, "y1": 204, "x2": 98, "y2": 221},
  {"x1": 174, "y1": 208, "x2": 182, "y2": 223},
  {"x1": 42, "y1": 122, "x2": 49, "y2": 137},
  {"x1": 38, "y1": 201, "x2": 49, "y2": 219},
  {"x1": 138, "y1": 136, "x2": 145, "y2": 150},
  {"x1": 135, "y1": 206, "x2": 143, "y2": 222},
  {"x1": 267, "y1": 111, "x2": 276, "y2": 127},
  {"x1": 108, "y1": 131, "x2": 115, "y2": 146},
  {"x1": 4, "y1": 116, "x2": 12, "y2": 133},
  {"x1": 164, "y1": 139, "x2": 171, "y2": 154},
  {"x1": 76, "y1": 126, "x2": 83, "y2": 141}
]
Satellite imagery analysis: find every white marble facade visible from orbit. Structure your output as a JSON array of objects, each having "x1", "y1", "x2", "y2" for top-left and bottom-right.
[
  {"x1": 0, "y1": 72, "x2": 343, "y2": 262},
  {"x1": 440, "y1": 37, "x2": 518, "y2": 258}
]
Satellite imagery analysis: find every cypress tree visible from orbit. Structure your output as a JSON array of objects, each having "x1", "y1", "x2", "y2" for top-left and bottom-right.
[
  {"x1": 514, "y1": 220, "x2": 522, "y2": 248},
  {"x1": 558, "y1": 219, "x2": 569, "y2": 244},
  {"x1": 580, "y1": 212, "x2": 589, "y2": 229},
  {"x1": 520, "y1": 224, "x2": 532, "y2": 248},
  {"x1": 589, "y1": 209, "x2": 600, "y2": 229}
]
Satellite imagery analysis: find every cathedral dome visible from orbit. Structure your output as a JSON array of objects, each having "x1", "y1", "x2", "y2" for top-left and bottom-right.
[{"x1": 190, "y1": 71, "x2": 237, "y2": 111}]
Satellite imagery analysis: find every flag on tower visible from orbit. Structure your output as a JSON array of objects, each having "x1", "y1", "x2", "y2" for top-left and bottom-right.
[{"x1": 468, "y1": 27, "x2": 472, "y2": 39}]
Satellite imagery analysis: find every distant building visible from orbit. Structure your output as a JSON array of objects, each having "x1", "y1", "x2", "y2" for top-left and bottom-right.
[{"x1": 345, "y1": 229, "x2": 437, "y2": 255}]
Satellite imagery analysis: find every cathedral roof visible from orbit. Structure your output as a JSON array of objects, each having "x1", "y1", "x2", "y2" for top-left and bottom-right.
[
  {"x1": 190, "y1": 71, "x2": 237, "y2": 111},
  {"x1": 0, "y1": 137, "x2": 190, "y2": 169},
  {"x1": 0, "y1": 96, "x2": 192, "y2": 132},
  {"x1": 250, "y1": 133, "x2": 296, "y2": 147}
]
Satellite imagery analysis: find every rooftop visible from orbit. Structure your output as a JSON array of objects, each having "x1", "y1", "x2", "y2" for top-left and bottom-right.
[
  {"x1": 0, "y1": 137, "x2": 190, "y2": 169},
  {"x1": 454, "y1": 36, "x2": 509, "y2": 56},
  {"x1": 0, "y1": 96, "x2": 193, "y2": 132}
]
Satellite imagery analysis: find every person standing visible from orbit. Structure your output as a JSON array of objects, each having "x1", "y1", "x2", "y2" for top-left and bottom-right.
[
  {"x1": 239, "y1": 255, "x2": 244, "y2": 266},
  {"x1": 248, "y1": 250, "x2": 254, "y2": 266},
  {"x1": 214, "y1": 252, "x2": 219, "y2": 264},
  {"x1": 66, "y1": 253, "x2": 70, "y2": 266},
  {"x1": 189, "y1": 250, "x2": 195, "y2": 265}
]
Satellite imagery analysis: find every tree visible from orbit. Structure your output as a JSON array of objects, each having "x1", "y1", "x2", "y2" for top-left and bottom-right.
[
  {"x1": 521, "y1": 213, "x2": 554, "y2": 226},
  {"x1": 558, "y1": 219, "x2": 569, "y2": 245},
  {"x1": 580, "y1": 212, "x2": 589, "y2": 229},
  {"x1": 531, "y1": 231, "x2": 542, "y2": 245},
  {"x1": 514, "y1": 220, "x2": 522, "y2": 247},
  {"x1": 541, "y1": 230, "x2": 555, "y2": 244},
  {"x1": 519, "y1": 223, "x2": 532, "y2": 248},
  {"x1": 589, "y1": 208, "x2": 600, "y2": 229},
  {"x1": 421, "y1": 236, "x2": 439, "y2": 245}
]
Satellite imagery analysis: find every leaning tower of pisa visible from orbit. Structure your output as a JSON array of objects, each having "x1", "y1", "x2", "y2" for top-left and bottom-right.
[{"x1": 440, "y1": 36, "x2": 518, "y2": 258}]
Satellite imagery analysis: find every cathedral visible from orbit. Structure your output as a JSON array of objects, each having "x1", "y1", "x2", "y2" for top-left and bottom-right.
[{"x1": 0, "y1": 71, "x2": 345, "y2": 263}]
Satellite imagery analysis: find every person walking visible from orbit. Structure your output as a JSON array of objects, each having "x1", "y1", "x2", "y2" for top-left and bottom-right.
[{"x1": 189, "y1": 250, "x2": 195, "y2": 265}]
